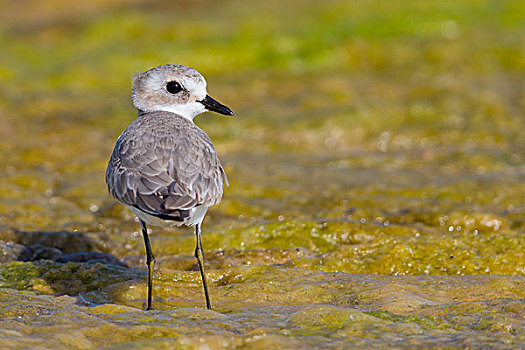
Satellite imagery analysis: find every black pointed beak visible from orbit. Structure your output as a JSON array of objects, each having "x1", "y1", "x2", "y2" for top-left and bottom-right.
[{"x1": 199, "y1": 95, "x2": 234, "y2": 116}]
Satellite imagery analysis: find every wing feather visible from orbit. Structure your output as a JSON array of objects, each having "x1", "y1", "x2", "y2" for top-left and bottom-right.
[{"x1": 106, "y1": 112, "x2": 226, "y2": 222}]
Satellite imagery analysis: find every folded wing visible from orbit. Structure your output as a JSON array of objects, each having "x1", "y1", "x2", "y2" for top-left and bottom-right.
[{"x1": 106, "y1": 116, "x2": 226, "y2": 221}]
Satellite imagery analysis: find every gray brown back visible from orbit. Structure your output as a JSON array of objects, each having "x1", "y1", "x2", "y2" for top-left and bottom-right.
[{"x1": 106, "y1": 111, "x2": 227, "y2": 221}]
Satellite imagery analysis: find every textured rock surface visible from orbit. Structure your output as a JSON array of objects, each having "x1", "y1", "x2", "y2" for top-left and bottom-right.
[
  {"x1": 0, "y1": 0, "x2": 524, "y2": 348},
  {"x1": 0, "y1": 267, "x2": 524, "y2": 349}
]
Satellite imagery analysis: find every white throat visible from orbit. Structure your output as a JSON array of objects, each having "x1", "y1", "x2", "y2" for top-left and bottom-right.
[{"x1": 157, "y1": 101, "x2": 207, "y2": 122}]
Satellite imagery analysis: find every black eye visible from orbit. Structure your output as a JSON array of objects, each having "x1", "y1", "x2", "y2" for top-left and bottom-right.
[{"x1": 166, "y1": 81, "x2": 182, "y2": 94}]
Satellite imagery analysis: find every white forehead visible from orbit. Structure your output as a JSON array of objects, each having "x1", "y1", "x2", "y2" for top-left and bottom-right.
[{"x1": 142, "y1": 64, "x2": 208, "y2": 98}]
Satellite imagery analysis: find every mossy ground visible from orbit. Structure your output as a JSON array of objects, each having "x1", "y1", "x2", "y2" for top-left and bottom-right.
[{"x1": 0, "y1": 0, "x2": 524, "y2": 348}]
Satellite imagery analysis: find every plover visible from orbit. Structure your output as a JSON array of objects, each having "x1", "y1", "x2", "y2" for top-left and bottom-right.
[{"x1": 106, "y1": 64, "x2": 233, "y2": 310}]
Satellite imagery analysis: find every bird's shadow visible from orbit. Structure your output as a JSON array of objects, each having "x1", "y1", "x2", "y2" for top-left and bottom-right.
[
  {"x1": 0, "y1": 225, "x2": 140, "y2": 303},
  {"x1": 8, "y1": 226, "x2": 126, "y2": 266}
]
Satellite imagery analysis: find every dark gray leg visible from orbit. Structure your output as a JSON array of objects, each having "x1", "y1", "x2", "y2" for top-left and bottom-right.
[
  {"x1": 194, "y1": 223, "x2": 212, "y2": 310},
  {"x1": 139, "y1": 219, "x2": 155, "y2": 310}
]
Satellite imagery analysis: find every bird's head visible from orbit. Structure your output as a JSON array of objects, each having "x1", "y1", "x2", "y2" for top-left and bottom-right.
[{"x1": 132, "y1": 64, "x2": 233, "y2": 121}]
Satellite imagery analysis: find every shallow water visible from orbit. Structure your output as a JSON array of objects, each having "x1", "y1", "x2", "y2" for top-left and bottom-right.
[{"x1": 1, "y1": 0, "x2": 524, "y2": 349}]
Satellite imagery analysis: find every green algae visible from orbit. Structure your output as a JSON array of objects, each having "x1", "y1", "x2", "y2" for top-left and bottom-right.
[
  {"x1": 1, "y1": 269, "x2": 524, "y2": 349},
  {"x1": 0, "y1": 261, "x2": 41, "y2": 290},
  {"x1": 89, "y1": 303, "x2": 142, "y2": 315},
  {"x1": 288, "y1": 306, "x2": 384, "y2": 335},
  {"x1": 0, "y1": 0, "x2": 524, "y2": 348},
  {"x1": 367, "y1": 310, "x2": 452, "y2": 330},
  {"x1": 94, "y1": 219, "x2": 524, "y2": 276},
  {"x1": 0, "y1": 261, "x2": 141, "y2": 294}
]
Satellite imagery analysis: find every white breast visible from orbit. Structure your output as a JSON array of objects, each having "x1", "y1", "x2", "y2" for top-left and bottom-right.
[{"x1": 126, "y1": 205, "x2": 209, "y2": 228}]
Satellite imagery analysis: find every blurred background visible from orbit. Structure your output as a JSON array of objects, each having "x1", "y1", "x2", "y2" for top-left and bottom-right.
[
  {"x1": 1, "y1": 0, "x2": 525, "y2": 347},
  {"x1": 0, "y1": 0, "x2": 524, "y2": 281}
]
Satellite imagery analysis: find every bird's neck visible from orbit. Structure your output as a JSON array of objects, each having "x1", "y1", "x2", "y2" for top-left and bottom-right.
[
  {"x1": 137, "y1": 109, "x2": 205, "y2": 125},
  {"x1": 148, "y1": 101, "x2": 207, "y2": 122}
]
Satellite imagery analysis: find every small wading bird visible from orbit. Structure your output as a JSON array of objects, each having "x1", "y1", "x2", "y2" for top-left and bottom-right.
[{"x1": 106, "y1": 64, "x2": 233, "y2": 310}]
